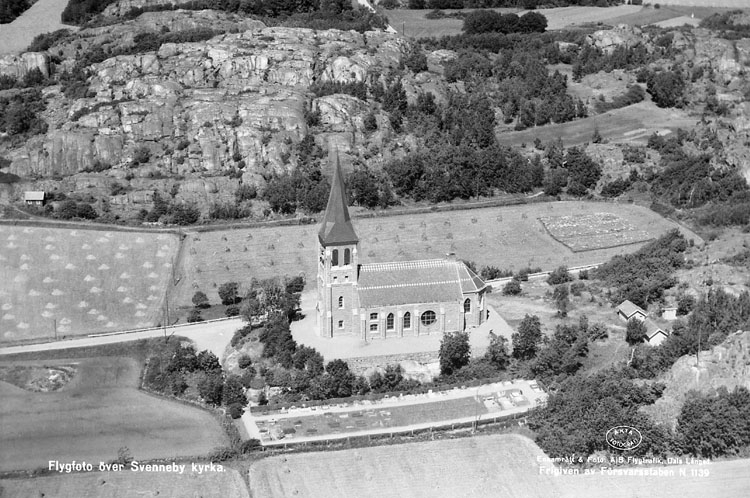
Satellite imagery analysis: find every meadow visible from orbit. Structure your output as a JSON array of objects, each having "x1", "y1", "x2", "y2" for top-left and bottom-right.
[
  {"x1": 0, "y1": 225, "x2": 178, "y2": 343},
  {"x1": 496, "y1": 101, "x2": 698, "y2": 147},
  {"x1": 0, "y1": 355, "x2": 227, "y2": 472},
  {"x1": 248, "y1": 433, "x2": 750, "y2": 498},
  {"x1": 174, "y1": 201, "x2": 697, "y2": 306},
  {"x1": 0, "y1": 468, "x2": 250, "y2": 498}
]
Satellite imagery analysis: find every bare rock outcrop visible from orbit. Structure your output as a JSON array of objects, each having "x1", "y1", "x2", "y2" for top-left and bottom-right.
[
  {"x1": 643, "y1": 330, "x2": 750, "y2": 430},
  {"x1": 586, "y1": 25, "x2": 646, "y2": 55},
  {"x1": 0, "y1": 52, "x2": 50, "y2": 79}
]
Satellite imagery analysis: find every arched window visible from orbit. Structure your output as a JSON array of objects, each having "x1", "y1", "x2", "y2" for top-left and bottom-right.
[
  {"x1": 464, "y1": 298, "x2": 471, "y2": 313},
  {"x1": 331, "y1": 249, "x2": 339, "y2": 266},
  {"x1": 386, "y1": 313, "x2": 394, "y2": 330},
  {"x1": 421, "y1": 310, "x2": 436, "y2": 326},
  {"x1": 344, "y1": 248, "x2": 351, "y2": 265},
  {"x1": 403, "y1": 312, "x2": 411, "y2": 329},
  {"x1": 338, "y1": 296, "x2": 344, "y2": 308}
]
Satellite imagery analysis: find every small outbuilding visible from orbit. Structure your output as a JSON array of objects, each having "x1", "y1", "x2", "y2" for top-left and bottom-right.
[
  {"x1": 644, "y1": 319, "x2": 669, "y2": 346},
  {"x1": 662, "y1": 306, "x2": 678, "y2": 321},
  {"x1": 24, "y1": 191, "x2": 45, "y2": 206},
  {"x1": 616, "y1": 300, "x2": 647, "y2": 322}
]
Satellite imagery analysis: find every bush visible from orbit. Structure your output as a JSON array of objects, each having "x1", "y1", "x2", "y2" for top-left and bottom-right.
[
  {"x1": 547, "y1": 266, "x2": 572, "y2": 285},
  {"x1": 187, "y1": 309, "x2": 203, "y2": 323},
  {"x1": 192, "y1": 291, "x2": 210, "y2": 309},
  {"x1": 227, "y1": 403, "x2": 244, "y2": 419},
  {"x1": 207, "y1": 446, "x2": 236, "y2": 462},
  {"x1": 239, "y1": 439, "x2": 261, "y2": 453},
  {"x1": 238, "y1": 354, "x2": 253, "y2": 370},
  {"x1": 502, "y1": 279, "x2": 522, "y2": 296},
  {"x1": 570, "y1": 281, "x2": 585, "y2": 297},
  {"x1": 132, "y1": 146, "x2": 151, "y2": 165},
  {"x1": 225, "y1": 306, "x2": 240, "y2": 317},
  {"x1": 218, "y1": 282, "x2": 240, "y2": 306}
]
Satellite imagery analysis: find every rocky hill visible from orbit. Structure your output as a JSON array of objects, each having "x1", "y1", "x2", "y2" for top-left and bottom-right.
[
  {"x1": 643, "y1": 330, "x2": 750, "y2": 429},
  {"x1": 1, "y1": 13, "x2": 749, "y2": 220}
]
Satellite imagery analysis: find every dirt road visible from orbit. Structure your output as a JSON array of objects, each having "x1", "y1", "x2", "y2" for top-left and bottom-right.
[{"x1": 0, "y1": 317, "x2": 244, "y2": 361}]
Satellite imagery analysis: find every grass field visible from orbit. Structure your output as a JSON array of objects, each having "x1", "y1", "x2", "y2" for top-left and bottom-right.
[
  {"x1": 0, "y1": 468, "x2": 250, "y2": 498},
  {"x1": 248, "y1": 433, "x2": 750, "y2": 498},
  {"x1": 0, "y1": 0, "x2": 75, "y2": 55},
  {"x1": 0, "y1": 356, "x2": 227, "y2": 472},
  {"x1": 174, "y1": 201, "x2": 698, "y2": 306},
  {"x1": 496, "y1": 101, "x2": 698, "y2": 147},
  {"x1": 0, "y1": 226, "x2": 178, "y2": 343}
]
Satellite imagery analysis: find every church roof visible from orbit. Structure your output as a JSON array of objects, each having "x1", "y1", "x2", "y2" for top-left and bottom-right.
[
  {"x1": 357, "y1": 259, "x2": 484, "y2": 308},
  {"x1": 457, "y1": 263, "x2": 486, "y2": 294},
  {"x1": 318, "y1": 154, "x2": 359, "y2": 246}
]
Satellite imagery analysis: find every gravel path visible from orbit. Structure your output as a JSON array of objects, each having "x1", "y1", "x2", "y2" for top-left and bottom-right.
[{"x1": 0, "y1": 0, "x2": 76, "y2": 55}]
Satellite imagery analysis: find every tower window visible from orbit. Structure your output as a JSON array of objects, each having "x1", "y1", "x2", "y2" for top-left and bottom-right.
[
  {"x1": 338, "y1": 296, "x2": 344, "y2": 308},
  {"x1": 370, "y1": 312, "x2": 378, "y2": 321},
  {"x1": 464, "y1": 298, "x2": 471, "y2": 313},
  {"x1": 421, "y1": 311, "x2": 436, "y2": 326},
  {"x1": 338, "y1": 320, "x2": 344, "y2": 329},
  {"x1": 332, "y1": 249, "x2": 339, "y2": 266},
  {"x1": 403, "y1": 312, "x2": 411, "y2": 329},
  {"x1": 386, "y1": 313, "x2": 394, "y2": 330},
  {"x1": 344, "y1": 248, "x2": 351, "y2": 265},
  {"x1": 370, "y1": 323, "x2": 378, "y2": 331}
]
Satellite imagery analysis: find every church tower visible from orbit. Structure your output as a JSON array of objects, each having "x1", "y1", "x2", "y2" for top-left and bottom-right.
[{"x1": 317, "y1": 154, "x2": 360, "y2": 338}]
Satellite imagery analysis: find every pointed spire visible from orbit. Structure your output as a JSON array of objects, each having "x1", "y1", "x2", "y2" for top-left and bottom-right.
[{"x1": 318, "y1": 151, "x2": 359, "y2": 246}]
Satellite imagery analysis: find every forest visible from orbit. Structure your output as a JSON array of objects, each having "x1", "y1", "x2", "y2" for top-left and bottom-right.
[{"x1": 0, "y1": 0, "x2": 29, "y2": 23}]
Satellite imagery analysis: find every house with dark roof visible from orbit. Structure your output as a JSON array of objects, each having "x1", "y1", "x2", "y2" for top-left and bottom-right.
[
  {"x1": 316, "y1": 156, "x2": 487, "y2": 340},
  {"x1": 616, "y1": 300, "x2": 647, "y2": 322}
]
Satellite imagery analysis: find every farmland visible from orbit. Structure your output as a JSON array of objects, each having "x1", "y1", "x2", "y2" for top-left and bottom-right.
[
  {"x1": 173, "y1": 201, "x2": 697, "y2": 306},
  {"x1": 0, "y1": 355, "x2": 227, "y2": 472},
  {"x1": 248, "y1": 433, "x2": 750, "y2": 498},
  {"x1": 0, "y1": 468, "x2": 250, "y2": 498},
  {"x1": 0, "y1": 225, "x2": 178, "y2": 344},
  {"x1": 496, "y1": 101, "x2": 698, "y2": 147}
]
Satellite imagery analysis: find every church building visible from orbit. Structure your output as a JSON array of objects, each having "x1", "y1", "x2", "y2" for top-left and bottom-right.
[{"x1": 316, "y1": 157, "x2": 488, "y2": 340}]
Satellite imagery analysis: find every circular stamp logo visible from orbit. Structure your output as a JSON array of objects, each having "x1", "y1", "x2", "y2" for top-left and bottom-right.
[{"x1": 606, "y1": 426, "x2": 642, "y2": 451}]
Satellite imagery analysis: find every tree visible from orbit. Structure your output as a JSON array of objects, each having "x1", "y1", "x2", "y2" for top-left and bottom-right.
[
  {"x1": 187, "y1": 309, "x2": 203, "y2": 323},
  {"x1": 192, "y1": 291, "x2": 210, "y2": 309},
  {"x1": 197, "y1": 350, "x2": 221, "y2": 373},
  {"x1": 553, "y1": 284, "x2": 570, "y2": 317},
  {"x1": 198, "y1": 373, "x2": 223, "y2": 406},
  {"x1": 503, "y1": 279, "x2": 522, "y2": 296},
  {"x1": 218, "y1": 282, "x2": 240, "y2": 306},
  {"x1": 564, "y1": 147, "x2": 601, "y2": 190},
  {"x1": 518, "y1": 11, "x2": 547, "y2": 33},
  {"x1": 223, "y1": 375, "x2": 247, "y2": 407},
  {"x1": 512, "y1": 314, "x2": 542, "y2": 360},
  {"x1": 439, "y1": 331, "x2": 471, "y2": 376},
  {"x1": 485, "y1": 334, "x2": 510, "y2": 370},
  {"x1": 75, "y1": 202, "x2": 98, "y2": 220},
  {"x1": 547, "y1": 266, "x2": 572, "y2": 285},
  {"x1": 238, "y1": 354, "x2": 253, "y2": 370},
  {"x1": 647, "y1": 70, "x2": 685, "y2": 108},
  {"x1": 626, "y1": 319, "x2": 647, "y2": 345},
  {"x1": 321, "y1": 359, "x2": 356, "y2": 398}
]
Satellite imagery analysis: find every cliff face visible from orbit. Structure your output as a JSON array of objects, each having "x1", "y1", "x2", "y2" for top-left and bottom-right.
[{"x1": 1, "y1": 11, "x2": 422, "y2": 215}]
